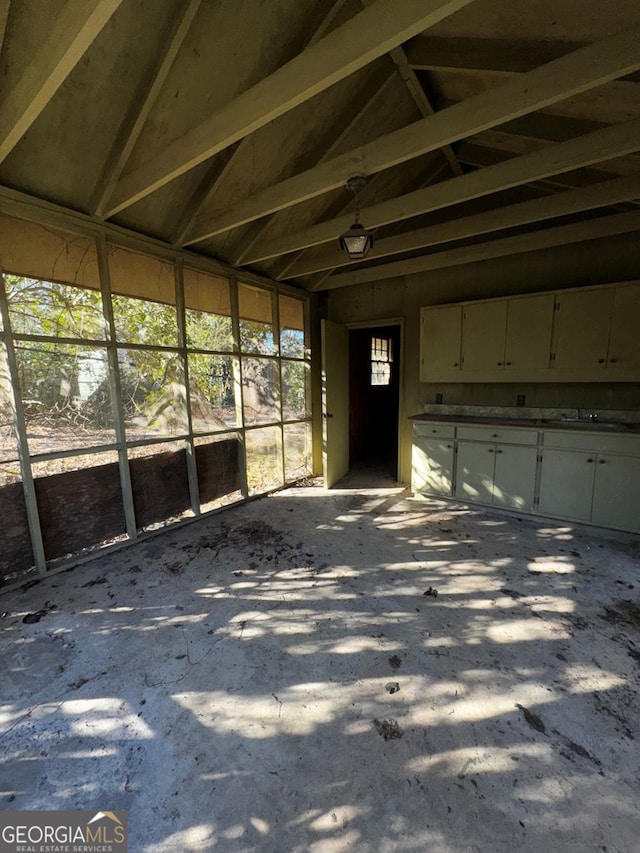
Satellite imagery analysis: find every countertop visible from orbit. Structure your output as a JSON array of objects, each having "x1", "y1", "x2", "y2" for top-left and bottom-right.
[{"x1": 410, "y1": 413, "x2": 640, "y2": 433}]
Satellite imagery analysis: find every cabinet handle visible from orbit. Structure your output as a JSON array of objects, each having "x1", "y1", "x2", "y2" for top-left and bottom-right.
[
  {"x1": 497, "y1": 361, "x2": 503, "y2": 366},
  {"x1": 431, "y1": 429, "x2": 438, "y2": 433},
  {"x1": 599, "y1": 459, "x2": 606, "y2": 464},
  {"x1": 598, "y1": 358, "x2": 605, "y2": 364},
  {"x1": 447, "y1": 444, "x2": 452, "y2": 449},
  {"x1": 492, "y1": 433, "x2": 499, "y2": 438},
  {"x1": 587, "y1": 458, "x2": 594, "y2": 463},
  {"x1": 496, "y1": 449, "x2": 503, "y2": 453},
  {"x1": 505, "y1": 361, "x2": 512, "y2": 366},
  {"x1": 610, "y1": 358, "x2": 618, "y2": 364},
  {"x1": 488, "y1": 448, "x2": 494, "y2": 453},
  {"x1": 453, "y1": 362, "x2": 459, "y2": 367}
]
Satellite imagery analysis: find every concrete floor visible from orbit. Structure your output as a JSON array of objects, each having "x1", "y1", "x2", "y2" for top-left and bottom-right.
[{"x1": 1, "y1": 479, "x2": 640, "y2": 853}]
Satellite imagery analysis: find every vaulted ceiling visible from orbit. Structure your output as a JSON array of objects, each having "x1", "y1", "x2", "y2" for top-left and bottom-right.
[{"x1": 1, "y1": 0, "x2": 640, "y2": 293}]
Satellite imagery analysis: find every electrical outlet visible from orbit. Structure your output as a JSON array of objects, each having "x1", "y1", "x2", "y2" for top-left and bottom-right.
[
  {"x1": 436, "y1": 393, "x2": 443, "y2": 404},
  {"x1": 516, "y1": 394, "x2": 526, "y2": 407}
]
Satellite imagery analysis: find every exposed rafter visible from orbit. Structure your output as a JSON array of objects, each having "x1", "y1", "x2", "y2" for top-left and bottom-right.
[
  {"x1": 242, "y1": 117, "x2": 640, "y2": 265},
  {"x1": 406, "y1": 36, "x2": 582, "y2": 74},
  {"x1": 282, "y1": 157, "x2": 451, "y2": 287},
  {"x1": 472, "y1": 128, "x2": 640, "y2": 176},
  {"x1": 275, "y1": 154, "x2": 447, "y2": 280},
  {"x1": 0, "y1": 1, "x2": 10, "y2": 54},
  {"x1": 0, "y1": 0, "x2": 124, "y2": 163},
  {"x1": 284, "y1": 174, "x2": 640, "y2": 278},
  {"x1": 315, "y1": 210, "x2": 640, "y2": 290},
  {"x1": 230, "y1": 71, "x2": 397, "y2": 267},
  {"x1": 174, "y1": 0, "x2": 352, "y2": 248},
  {"x1": 360, "y1": 0, "x2": 462, "y2": 177},
  {"x1": 104, "y1": 0, "x2": 476, "y2": 217},
  {"x1": 91, "y1": 0, "x2": 202, "y2": 217},
  {"x1": 184, "y1": 24, "x2": 640, "y2": 245}
]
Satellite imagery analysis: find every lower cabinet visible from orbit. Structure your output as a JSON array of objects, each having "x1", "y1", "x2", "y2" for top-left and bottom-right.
[
  {"x1": 413, "y1": 420, "x2": 640, "y2": 533},
  {"x1": 538, "y1": 449, "x2": 595, "y2": 522},
  {"x1": 455, "y1": 441, "x2": 537, "y2": 511},
  {"x1": 412, "y1": 437, "x2": 454, "y2": 496},
  {"x1": 539, "y1": 448, "x2": 640, "y2": 530},
  {"x1": 591, "y1": 455, "x2": 640, "y2": 530}
]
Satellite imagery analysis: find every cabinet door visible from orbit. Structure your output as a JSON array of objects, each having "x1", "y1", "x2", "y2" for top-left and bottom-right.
[
  {"x1": 505, "y1": 294, "x2": 554, "y2": 371},
  {"x1": 493, "y1": 445, "x2": 538, "y2": 511},
  {"x1": 412, "y1": 438, "x2": 455, "y2": 496},
  {"x1": 607, "y1": 284, "x2": 640, "y2": 370},
  {"x1": 455, "y1": 441, "x2": 494, "y2": 504},
  {"x1": 551, "y1": 289, "x2": 614, "y2": 370},
  {"x1": 461, "y1": 301, "x2": 508, "y2": 371},
  {"x1": 420, "y1": 305, "x2": 462, "y2": 379},
  {"x1": 591, "y1": 455, "x2": 640, "y2": 532},
  {"x1": 538, "y1": 449, "x2": 595, "y2": 521}
]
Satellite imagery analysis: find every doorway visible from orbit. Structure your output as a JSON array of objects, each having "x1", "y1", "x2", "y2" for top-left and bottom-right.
[{"x1": 348, "y1": 324, "x2": 401, "y2": 480}]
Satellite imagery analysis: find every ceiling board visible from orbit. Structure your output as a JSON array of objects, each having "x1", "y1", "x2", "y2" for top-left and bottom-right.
[{"x1": 2, "y1": 0, "x2": 640, "y2": 293}]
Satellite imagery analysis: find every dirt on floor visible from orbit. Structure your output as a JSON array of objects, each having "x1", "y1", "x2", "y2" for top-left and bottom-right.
[{"x1": 1, "y1": 480, "x2": 639, "y2": 852}]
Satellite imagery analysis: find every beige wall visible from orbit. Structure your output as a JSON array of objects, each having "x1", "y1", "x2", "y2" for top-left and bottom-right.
[{"x1": 325, "y1": 230, "x2": 640, "y2": 484}]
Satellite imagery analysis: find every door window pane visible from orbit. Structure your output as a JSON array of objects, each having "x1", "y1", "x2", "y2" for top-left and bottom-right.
[{"x1": 371, "y1": 336, "x2": 392, "y2": 386}]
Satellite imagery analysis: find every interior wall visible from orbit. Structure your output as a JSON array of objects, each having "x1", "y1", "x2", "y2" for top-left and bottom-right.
[{"x1": 325, "y1": 230, "x2": 640, "y2": 484}]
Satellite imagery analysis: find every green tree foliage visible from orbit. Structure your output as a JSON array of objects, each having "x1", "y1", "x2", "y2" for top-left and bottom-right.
[{"x1": 3, "y1": 275, "x2": 308, "y2": 442}]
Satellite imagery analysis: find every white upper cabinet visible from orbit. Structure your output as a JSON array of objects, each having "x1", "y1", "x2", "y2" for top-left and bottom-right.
[
  {"x1": 419, "y1": 304, "x2": 462, "y2": 381},
  {"x1": 504, "y1": 293, "x2": 554, "y2": 371},
  {"x1": 551, "y1": 288, "x2": 614, "y2": 371},
  {"x1": 461, "y1": 301, "x2": 507, "y2": 371},
  {"x1": 607, "y1": 283, "x2": 640, "y2": 370},
  {"x1": 419, "y1": 280, "x2": 640, "y2": 382}
]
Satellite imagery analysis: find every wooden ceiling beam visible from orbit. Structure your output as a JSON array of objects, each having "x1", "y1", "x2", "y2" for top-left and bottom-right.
[
  {"x1": 91, "y1": 0, "x2": 202, "y2": 217},
  {"x1": 184, "y1": 24, "x2": 640, "y2": 245},
  {"x1": 104, "y1": 0, "x2": 476, "y2": 217},
  {"x1": 275, "y1": 155, "x2": 447, "y2": 279},
  {"x1": 174, "y1": 0, "x2": 352, "y2": 248},
  {"x1": 314, "y1": 210, "x2": 640, "y2": 290},
  {"x1": 360, "y1": 0, "x2": 462, "y2": 177},
  {"x1": 457, "y1": 142, "x2": 640, "y2": 200},
  {"x1": 405, "y1": 36, "x2": 582, "y2": 74},
  {"x1": 0, "y1": 0, "x2": 124, "y2": 163},
  {"x1": 242, "y1": 116, "x2": 640, "y2": 264},
  {"x1": 284, "y1": 174, "x2": 640, "y2": 277},
  {"x1": 472, "y1": 128, "x2": 640, "y2": 176},
  {"x1": 230, "y1": 72, "x2": 396, "y2": 266},
  {"x1": 0, "y1": 1, "x2": 10, "y2": 54}
]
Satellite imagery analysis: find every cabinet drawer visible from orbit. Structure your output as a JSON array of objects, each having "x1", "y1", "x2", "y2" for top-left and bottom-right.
[
  {"x1": 542, "y1": 430, "x2": 640, "y2": 455},
  {"x1": 456, "y1": 425, "x2": 538, "y2": 445},
  {"x1": 413, "y1": 422, "x2": 455, "y2": 439}
]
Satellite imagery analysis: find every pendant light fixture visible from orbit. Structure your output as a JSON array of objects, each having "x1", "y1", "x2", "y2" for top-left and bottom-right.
[{"x1": 339, "y1": 175, "x2": 374, "y2": 260}]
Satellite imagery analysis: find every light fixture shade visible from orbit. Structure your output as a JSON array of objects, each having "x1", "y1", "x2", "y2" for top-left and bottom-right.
[{"x1": 338, "y1": 222, "x2": 374, "y2": 259}]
